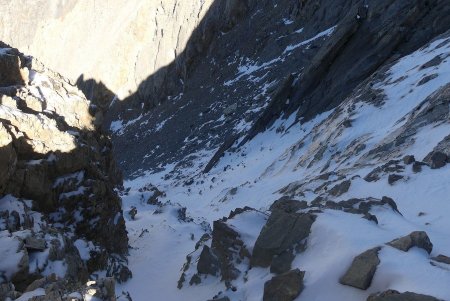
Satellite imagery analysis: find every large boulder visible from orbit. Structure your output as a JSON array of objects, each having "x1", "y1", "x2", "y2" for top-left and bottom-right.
[
  {"x1": 252, "y1": 211, "x2": 315, "y2": 267},
  {"x1": 339, "y1": 247, "x2": 381, "y2": 290}
]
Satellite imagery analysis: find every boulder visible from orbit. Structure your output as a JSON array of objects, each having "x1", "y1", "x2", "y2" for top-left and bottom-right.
[
  {"x1": 387, "y1": 231, "x2": 433, "y2": 254},
  {"x1": 388, "y1": 174, "x2": 403, "y2": 185},
  {"x1": 428, "y1": 151, "x2": 448, "y2": 169},
  {"x1": 412, "y1": 161, "x2": 425, "y2": 173},
  {"x1": 263, "y1": 269, "x2": 305, "y2": 301},
  {"x1": 339, "y1": 247, "x2": 381, "y2": 290},
  {"x1": 252, "y1": 211, "x2": 315, "y2": 267},
  {"x1": 367, "y1": 290, "x2": 442, "y2": 301},
  {"x1": 403, "y1": 155, "x2": 415, "y2": 165}
]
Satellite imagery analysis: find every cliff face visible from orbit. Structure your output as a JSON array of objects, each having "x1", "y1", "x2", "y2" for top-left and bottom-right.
[
  {"x1": 0, "y1": 0, "x2": 214, "y2": 103},
  {"x1": 0, "y1": 43, "x2": 128, "y2": 300}
]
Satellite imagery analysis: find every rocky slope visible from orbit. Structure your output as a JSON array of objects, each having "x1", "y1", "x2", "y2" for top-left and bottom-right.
[
  {"x1": 0, "y1": 44, "x2": 128, "y2": 300},
  {"x1": 116, "y1": 31, "x2": 450, "y2": 300},
  {"x1": 1, "y1": 0, "x2": 450, "y2": 301}
]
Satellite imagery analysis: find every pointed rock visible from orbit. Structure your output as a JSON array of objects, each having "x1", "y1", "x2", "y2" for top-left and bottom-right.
[{"x1": 340, "y1": 247, "x2": 381, "y2": 290}]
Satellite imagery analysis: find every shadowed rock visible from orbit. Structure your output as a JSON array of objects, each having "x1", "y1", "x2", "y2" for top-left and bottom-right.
[
  {"x1": 197, "y1": 245, "x2": 220, "y2": 276},
  {"x1": 252, "y1": 211, "x2": 315, "y2": 267}
]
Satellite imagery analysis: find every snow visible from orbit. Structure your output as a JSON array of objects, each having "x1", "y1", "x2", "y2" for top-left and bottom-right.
[
  {"x1": 0, "y1": 232, "x2": 24, "y2": 281},
  {"x1": 284, "y1": 25, "x2": 337, "y2": 54},
  {"x1": 114, "y1": 34, "x2": 450, "y2": 301},
  {"x1": 14, "y1": 288, "x2": 46, "y2": 301},
  {"x1": 110, "y1": 114, "x2": 144, "y2": 135}
]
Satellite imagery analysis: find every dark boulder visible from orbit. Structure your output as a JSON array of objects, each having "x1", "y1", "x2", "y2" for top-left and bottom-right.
[
  {"x1": 339, "y1": 247, "x2": 381, "y2": 290},
  {"x1": 252, "y1": 211, "x2": 315, "y2": 267},
  {"x1": 428, "y1": 151, "x2": 448, "y2": 169},
  {"x1": 197, "y1": 245, "x2": 220, "y2": 276},
  {"x1": 388, "y1": 174, "x2": 404, "y2": 185}
]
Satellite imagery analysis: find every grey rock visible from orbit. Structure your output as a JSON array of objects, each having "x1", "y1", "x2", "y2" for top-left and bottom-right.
[
  {"x1": 329, "y1": 180, "x2": 351, "y2": 196},
  {"x1": 417, "y1": 74, "x2": 439, "y2": 86},
  {"x1": 263, "y1": 269, "x2": 305, "y2": 301},
  {"x1": 367, "y1": 290, "x2": 443, "y2": 301},
  {"x1": 197, "y1": 245, "x2": 220, "y2": 276},
  {"x1": 420, "y1": 55, "x2": 444, "y2": 70},
  {"x1": 431, "y1": 254, "x2": 450, "y2": 265},
  {"x1": 210, "y1": 220, "x2": 246, "y2": 283},
  {"x1": 252, "y1": 212, "x2": 315, "y2": 267},
  {"x1": 339, "y1": 247, "x2": 381, "y2": 290},
  {"x1": 412, "y1": 161, "x2": 426, "y2": 173},
  {"x1": 270, "y1": 250, "x2": 296, "y2": 275},
  {"x1": 189, "y1": 274, "x2": 201, "y2": 286},
  {"x1": 387, "y1": 231, "x2": 433, "y2": 254},
  {"x1": 24, "y1": 236, "x2": 47, "y2": 251},
  {"x1": 388, "y1": 174, "x2": 403, "y2": 185},
  {"x1": 269, "y1": 198, "x2": 308, "y2": 214},
  {"x1": 8, "y1": 210, "x2": 21, "y2": 232},
  {"x1": 403, "y1": 155, "x2": 415, "y2": 165},
  {"x1": 428, "y1": 151, "x2": 448, "y2": 169}
]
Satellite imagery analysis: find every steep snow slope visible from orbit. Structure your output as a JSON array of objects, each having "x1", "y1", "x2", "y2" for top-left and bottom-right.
[{"x1": 116, "y1": 31, "x2": 450, "y2": 300}]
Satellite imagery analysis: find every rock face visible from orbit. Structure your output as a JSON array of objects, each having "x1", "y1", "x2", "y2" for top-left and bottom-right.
[
  {"x1": 387, "y1": 232, "x2": 433, "y2": 254},
  {"x1": 0, "y1": 0, "x2": 216, "y2": 105},
  {"x1": 263, "y1": 269, "x2": 305, "y2": 301},
  {"x1": 340, "y1": 247, "x2": 381, "y2": 290},
  {"x1": 96, "y1": 0, "x2": 450, "y2": 178},
  {"x1": 0, "y1": 44, "x2": 128, "y2": 297}
]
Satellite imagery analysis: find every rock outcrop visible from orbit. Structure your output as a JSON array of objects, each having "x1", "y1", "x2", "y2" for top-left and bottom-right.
[{"x1": 0, "y1": 44, "x2": 128, "y2": 299}]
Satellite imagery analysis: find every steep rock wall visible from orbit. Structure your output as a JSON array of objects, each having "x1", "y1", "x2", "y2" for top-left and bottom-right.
[{"x1": 0, "y1": 0, "x2": 214, "y2": 103}]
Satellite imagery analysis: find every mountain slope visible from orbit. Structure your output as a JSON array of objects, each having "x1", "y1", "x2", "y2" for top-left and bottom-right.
[{"x1": 116, "y1": 29, "x2": 450, "y2": 300}]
